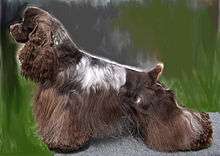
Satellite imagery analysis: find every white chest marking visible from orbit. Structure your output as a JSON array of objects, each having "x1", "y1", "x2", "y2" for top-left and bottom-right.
[{"x1": 75, "y1": 57, "x2": 126, "y2": 92}]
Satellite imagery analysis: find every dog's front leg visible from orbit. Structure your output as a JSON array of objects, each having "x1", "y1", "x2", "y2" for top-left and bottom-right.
[{"x1": 40, "y1": 108, "x2": 91, "y2": 153}]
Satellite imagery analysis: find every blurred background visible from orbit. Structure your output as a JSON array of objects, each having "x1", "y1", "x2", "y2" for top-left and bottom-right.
[{"x1": 1, "y1": 0, "x2": 220, "y2": 155}]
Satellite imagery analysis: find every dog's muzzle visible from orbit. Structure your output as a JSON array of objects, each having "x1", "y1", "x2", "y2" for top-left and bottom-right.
[{"x1": 10, "y1": 23, "x2": 29, "y2": 43}]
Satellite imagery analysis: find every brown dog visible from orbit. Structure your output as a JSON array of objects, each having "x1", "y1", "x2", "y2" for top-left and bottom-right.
[{"x1": 10, "y1": 7, "x2": 212, "y2": 153}]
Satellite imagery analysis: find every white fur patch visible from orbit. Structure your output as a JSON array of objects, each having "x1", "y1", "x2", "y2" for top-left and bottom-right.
[{"x1": 75, "y1": 56, "x2": 126, "y2": 92}]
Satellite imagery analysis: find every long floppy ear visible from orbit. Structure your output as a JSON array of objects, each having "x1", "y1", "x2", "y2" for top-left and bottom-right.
[
  {"x1": 19, "y1": 45, "x2": 58, "y2": 83},
  {"x1": 148, "y1": 63, "x2": 164, "y2": 82}
]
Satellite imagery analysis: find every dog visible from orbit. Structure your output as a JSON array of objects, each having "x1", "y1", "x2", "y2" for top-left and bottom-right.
[{"x1": 10, "y1": 7, "x2": 212, "y2": 153}]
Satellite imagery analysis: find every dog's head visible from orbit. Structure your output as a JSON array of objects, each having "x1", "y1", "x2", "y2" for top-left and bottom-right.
[
  {"x1": 10, "y1": 6, "x2": 68, "y2": 45},
  {"x1": 120, "y1": 64, "x2": 212, "y2": 151},
  {"x1": 9, "y1": 7, "x2": 69, "y2": 83},
  {"x1": 10, "y1": 7, "x2": 47, "y2": 43}
]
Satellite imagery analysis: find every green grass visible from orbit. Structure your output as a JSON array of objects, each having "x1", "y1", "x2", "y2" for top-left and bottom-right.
[
  {"x1": 115, "y1": 0, "x2": 217, "y2": 77},
  {"x1": 163, "y1": 48, "x2": 220, "y2": 112},
  {"x1": 0, "y1": 78, "x2": 50, "y2": 155}
]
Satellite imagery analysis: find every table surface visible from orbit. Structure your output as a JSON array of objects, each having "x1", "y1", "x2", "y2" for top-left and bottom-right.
[{"x1": 55, "y1": 113, "x2": 220, "y2": 156}]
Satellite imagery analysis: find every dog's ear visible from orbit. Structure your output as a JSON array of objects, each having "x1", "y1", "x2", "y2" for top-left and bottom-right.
[{"x1": 20, "y1": 45, "x2": 58, "y2": 83}]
